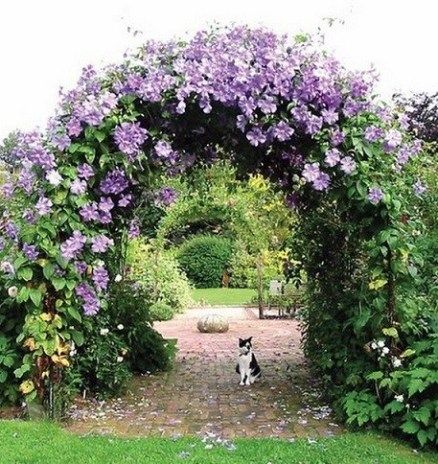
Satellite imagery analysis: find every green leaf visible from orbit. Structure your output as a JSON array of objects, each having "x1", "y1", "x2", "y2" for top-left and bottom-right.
[
  {"x1": 29, "y1": 288, "x2": 43, "y2": 307},
  {"x1": 401, "y1": 419, "x2": 420, "y2": 434},
  {"x1": 52, "y1": 189, "x2": 68, "y2": 205},
  {"x1": 382, "y1": 327, "x2": 399, "y2": 338},
  {"x1": 0, "y1": 369, "x2": 7, "y2": 383},
  {"x1": 43, "y1": 262, "x2": 55, "y2": 280},
  {"x1": 13, "y1": 255, "x2": 27, "y2": 271},
  {"x1": 68, "y1": 143, "x2": 81, "y2": 154},
  {"x1": 400, "y1": 349, "x2": 416, "y2": 358},
  {"x1": 355, "y1": 180, "x2": 367, "y2": 198},
  {"x1": 17, "y1": 267, "x2": 33, "y2": 282},
  {"x1": 413, "y1": 406, "x2": 431, "y2": 425},
  {"x1": 14, "y1": 363, "x2": 30, "y2": 379},
  {"x1": 408, "y1": 378, "x2": 426, "y2": 397},
  {"x1": 2, "y1": 356, "x2": 15, "y2": 368},
  {"x1": 71, "y1": 330, "x2": 84, "y2": 346},
  {"x1": 16, "y1": 286, "x2": 30, "y2": 303},
  {"x1": 94, "y1": 130, "x2": 106, "y2": 143},
  {"x1": 407, "y1": 265, "x2": 418, "y2": 278},
  {"x1": 66, "y1": 306, "x2": 82, "y2": 323},
  {"x1": 366, "y1": 371, "x2": 384, "y2": 381},
  {"x1": 52, "y1": 277, "x2": 66, "y2": 291},
  {"x1": 416, "y1": 429, "x2": 430, "y2": 447},
  {"x1": 384, "y1": 400, "x2": 404, "y2": 414}
]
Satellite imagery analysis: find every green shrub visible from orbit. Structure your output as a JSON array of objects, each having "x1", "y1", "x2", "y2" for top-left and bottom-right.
[
  {"x1": 107, "y1": 283, "x2": 177, "y2": 373},
  {"x1": 342, "y1": 334, "x2": 438, "y2": 447},
  {"x1": 177, "y1": 235, "x2": 234, "y2": 288},
  {"x1": 73, "y1": 283, "x2": 177, "y2": 398},
  {"x1": 127, "y1": 239, "x2": 192, "y2": 319},
  {"x1": 148, "y1": 302, "x2": 174, "y2": 321},
  {"x1": 73, "y1": 314, "x2": 132, "y2": 399},
  {"x1": 0, "y1": 287, "x2": 23, "y2": 406},
  {"x1": 228, "y1": 241, "x2": 256, "y2": 288}
]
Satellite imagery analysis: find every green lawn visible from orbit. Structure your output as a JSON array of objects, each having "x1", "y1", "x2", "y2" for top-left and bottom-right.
[
  {"x1": 191, "y1": 287, "x2": 257, "y2": 306},
  {"x1": 0, "y1": 421, "x2": 436, "y2": 464}
]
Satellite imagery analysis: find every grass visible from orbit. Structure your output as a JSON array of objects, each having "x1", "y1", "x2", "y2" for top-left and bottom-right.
[
  {"x1": 191, "y1": 287, "x2": 257, "y2": 306},
  {"x1": 0, "y1": 421, "x2": 437, "y2": 464}
]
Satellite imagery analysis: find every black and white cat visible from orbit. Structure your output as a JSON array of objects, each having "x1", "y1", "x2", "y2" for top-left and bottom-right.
[{"x1": 236, "y1": 337, "x2": 261, "y2": 386}]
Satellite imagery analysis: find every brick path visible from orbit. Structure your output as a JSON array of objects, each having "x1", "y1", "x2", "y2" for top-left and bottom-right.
[{"x1": 67, "y1": 307, "x2": 340, "y2": 439}]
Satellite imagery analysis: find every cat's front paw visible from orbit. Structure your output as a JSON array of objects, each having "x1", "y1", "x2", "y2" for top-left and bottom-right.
[
  {"x1": 239, "y1": 381, "x2": 244, "y2": 386},
  {"x1": 245, "y1": 380, "x2": 251, "y2": 386}
]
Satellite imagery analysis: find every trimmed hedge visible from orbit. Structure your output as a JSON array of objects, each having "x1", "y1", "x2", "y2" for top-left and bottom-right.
[{"x1": 177, "y1": 235, "x2": 234, "y2": 288}]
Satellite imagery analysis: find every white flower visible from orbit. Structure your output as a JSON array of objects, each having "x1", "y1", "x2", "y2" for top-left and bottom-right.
[
  {"x1": 382, "y1": 347, "x2": 390, "y2": 355},
  {"x1": 1, "y1": 261, "x2": 14, "y2": 274},
  {"x1": 116, "y1": 356, "x2": 124, "y2": 363},
  {"x1": 114, "y1": 274, "x2": 122, "y2": 282},
  {"x1": 377, "y1": 340, "x2": 385, "y2": 348},
  {"x1": 393, "y1": 358, "x2": 402, "y2": 368},
  {"x1": 117, "y1": 324, "x2": 124, "y2": 330},
  {"x1": 7, "y1": 286, "x2": 18, "y2": 298},
  {"x1": 100, "y1": 328, "x2": 109, "y2": 336},
  {"x1": 395, "y1": 394, "x2": 404, "y2": 403},
  {"x1": 46, "y1": 169, "x2": 63, "y2": 186},
  {"x1": 371, "y1": 342, "x2": 378, "y2": 350}
]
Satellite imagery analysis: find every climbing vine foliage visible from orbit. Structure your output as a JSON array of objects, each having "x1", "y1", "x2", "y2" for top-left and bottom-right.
[{"x1": 0, "y1": 26, "x2": 434, "y2": 445}]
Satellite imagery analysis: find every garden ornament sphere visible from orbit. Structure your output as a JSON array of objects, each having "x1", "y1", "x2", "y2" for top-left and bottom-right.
[{"x1": 197, "y1": 314, "x2": 229, "y2": 333}]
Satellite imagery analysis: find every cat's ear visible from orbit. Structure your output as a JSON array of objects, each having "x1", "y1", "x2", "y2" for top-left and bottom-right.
[
  {"x1": 239, "y1": 338, "x2": 243, "y2": 344},
  {"x1": 248, "y1": 336, "x2": 253, "y2": 342}
]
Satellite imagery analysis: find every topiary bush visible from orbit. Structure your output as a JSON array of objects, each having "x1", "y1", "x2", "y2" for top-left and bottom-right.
[{"x1": 177, "y1": 235, "x2": 234, "y2": 288}]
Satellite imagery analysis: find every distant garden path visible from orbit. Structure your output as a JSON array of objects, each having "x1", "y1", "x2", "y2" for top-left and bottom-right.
[{"x1": 67, "y1": 308, "x2": 341, "y2": 439}]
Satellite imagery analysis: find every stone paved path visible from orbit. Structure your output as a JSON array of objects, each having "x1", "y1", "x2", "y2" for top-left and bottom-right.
[{"x1": 67, "y1": 307, "x2": 341, "y2": 439}]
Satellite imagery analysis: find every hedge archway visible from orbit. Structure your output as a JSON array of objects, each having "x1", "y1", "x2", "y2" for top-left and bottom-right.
[{"x1": 0, "y1": 26, "x2": 427, "y2": 426}]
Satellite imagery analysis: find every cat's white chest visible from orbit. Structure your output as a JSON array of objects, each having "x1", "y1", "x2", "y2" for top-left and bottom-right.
[{"x1": 238, "y1": 353, "x2": 251, "y2": 371}]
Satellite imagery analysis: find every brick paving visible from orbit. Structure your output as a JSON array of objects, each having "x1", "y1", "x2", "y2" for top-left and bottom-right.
[{"x1": 67, "y1": 307, "x2": 341, "y2": 439}]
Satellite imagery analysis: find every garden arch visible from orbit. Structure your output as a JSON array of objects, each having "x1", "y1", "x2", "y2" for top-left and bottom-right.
[{"x1": 0, "y1": 26, "x2": 423, "y2": 415}]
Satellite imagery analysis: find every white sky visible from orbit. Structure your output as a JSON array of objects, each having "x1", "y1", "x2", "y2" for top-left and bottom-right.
[{"x1": 0, "y1": 0, "x2": 437, "y2": 139}]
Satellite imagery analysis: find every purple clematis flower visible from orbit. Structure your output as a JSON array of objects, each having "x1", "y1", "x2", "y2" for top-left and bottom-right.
[
  {"x1": 324, "y1": 149, "x2": 341, "y2": 167},
  {"x1": 340, "y1": 156, "x2": 357, "y2": 174},
  {"x1": 22, "y1": 243, "x2": 39, "y2": 261},
  {"x1": 368, "y1": 187, "x2": 384, "y2": 205},
  {"x1": 91, "y1": 235, "x2": 114, "y2": 253},
  {"x1": 413, "y1": 180, "x2": 426, "y2": 196},
  {"x1": 35, "y1": 197, "x2": 53, "y2": 215},
  {"x1": 61, "y1": 230, "x2": 87, "y2": 260}
]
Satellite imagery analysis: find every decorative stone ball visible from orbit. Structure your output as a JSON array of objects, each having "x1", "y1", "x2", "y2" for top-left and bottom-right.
[{"x1": 197, "y1": 314, "x2": 229, "y2": 333}]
